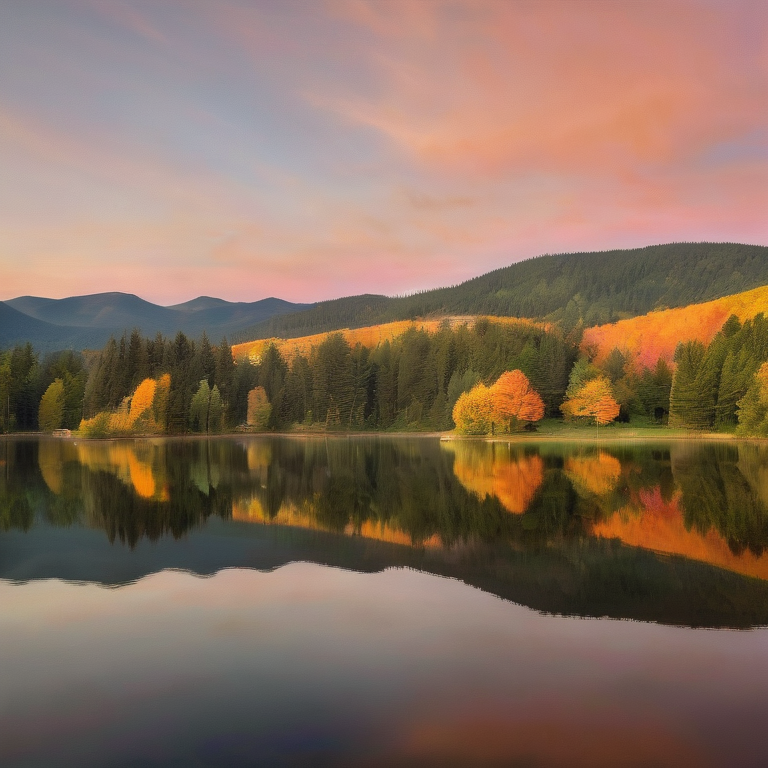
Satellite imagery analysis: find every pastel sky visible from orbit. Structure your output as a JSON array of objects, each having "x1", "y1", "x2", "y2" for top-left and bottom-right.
[{"x1": 1, "y1": 0, "x2": 766, "y2": 304}]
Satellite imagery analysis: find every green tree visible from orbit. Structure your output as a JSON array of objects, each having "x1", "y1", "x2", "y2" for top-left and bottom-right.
[
  {"x1": 189, "y1": 379, "x2": 211, "y2": 433},
  {"x1": 208, "y1": 385, "x2": 223, "y2": 433},
  {"x1": 247, "y1": 386, "x2": 271, "y2": 430},
  {"x1": 565, "y1": 357, "x2": 600, "y2": 400},
  {"x1": 312, "y1": 333, "x2": 354, "y2": 427},
  {"x1": 736, "y1": 363, "x2": 768, "y2": 436},
  {"x1": 0, "y1": 356, "x2": 11, "y2": 432},
  {"x1": 670, "y1": 341, "x2": 707, "y2": 428},
  {"x1": 39, "y1": 379, "x2": 65, "y2": 432}
]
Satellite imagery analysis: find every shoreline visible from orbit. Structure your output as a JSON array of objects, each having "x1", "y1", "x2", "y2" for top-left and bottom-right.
[{"x1": 2, "y1": 429, "x2": 763, "y2": 442}]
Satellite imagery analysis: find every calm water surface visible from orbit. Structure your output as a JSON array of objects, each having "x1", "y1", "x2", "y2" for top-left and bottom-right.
[{"x1": 1, "y1": 436, "x2": 768, "y2": 767}]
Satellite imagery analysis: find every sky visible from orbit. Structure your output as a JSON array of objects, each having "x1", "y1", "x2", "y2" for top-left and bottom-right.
[{"x1": 0, "y1": 0, "x2": 766, "y2": 305}]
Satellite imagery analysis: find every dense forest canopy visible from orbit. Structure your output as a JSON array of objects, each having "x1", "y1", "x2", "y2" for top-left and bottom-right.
[{"x1": 3, "y1": 307, "x2": 768, "y2": 437}]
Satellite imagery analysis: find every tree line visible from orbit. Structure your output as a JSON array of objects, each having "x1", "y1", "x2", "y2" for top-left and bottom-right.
[{"x1": 5, "y1": 310, "x2": 768, "y2": 436}]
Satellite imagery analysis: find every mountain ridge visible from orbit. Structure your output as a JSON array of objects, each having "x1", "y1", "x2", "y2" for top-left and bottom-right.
[
  {"x1": 1, "y1": 293, "x2": 312, "y2": 351},
  {"x1": 3, "y1": 242, "x2": 768, "y2": 351},
  {"x1": 231, "y1": 242, "x2": 768, "y2": 342}
]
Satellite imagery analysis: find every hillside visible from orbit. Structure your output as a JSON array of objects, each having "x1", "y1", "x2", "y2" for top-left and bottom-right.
[
  {"x1": 1, "y1": 293, "x2": 312, "y2": 351},
  {"x1": 232, "y1": 242, "x2": 768, "y2": 342},
  {"x1": 582, "y1": 284, "x2": 768, "y2": 369},
  {"x1": 0, "y1": 302, "x2": 108, "y2": 351},
  {"x1": 232, "y1": 315, "x2": 544, "y2": 362}
]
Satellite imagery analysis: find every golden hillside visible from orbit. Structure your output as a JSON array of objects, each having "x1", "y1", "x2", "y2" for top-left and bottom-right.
[
  {"x1": 232, "y1": 316, "x2": 544, "y2": 363},
  {"x1": 582, "y1": 284, "x2": 768, "y2": 369}
]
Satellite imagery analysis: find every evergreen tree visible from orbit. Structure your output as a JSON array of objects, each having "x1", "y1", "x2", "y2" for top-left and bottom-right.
[
  {"x1": 0, "y1": 355, "x2": 12, "y2": 432},
  {"x1": 670, "y1": 341, "x2": 707, "y2": 428},
  {"x1": 312, "y1": 333, "x2": 354, "y2": 426},
  {"x1": 737, "y1": 363, "x2": 768, "y2": 436},
  {"x1": 167, "y1": 332, "x2": 195, "y2": 433},
  {"x1": 189, "y1": 379, "x2": 211, "y2": 433},
  {"x1": 208, "y1": 385, "x2": 223, "y2": 433},
  {"x1": 214, "y1": 338, "x2": 236, "y2": 424},
  {"x1": 198, "y1": 332, "x2": 216, "y2": 385},
  {"x1": 9, "y1": 343, "x2": 38, "y2": 429},
  {"x1": 126, "y1": 329, "x2": 148, "y2": 388}
]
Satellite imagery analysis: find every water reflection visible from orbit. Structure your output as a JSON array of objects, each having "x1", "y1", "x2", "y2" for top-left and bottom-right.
[
  {"x1": 442, "y1": 441, "x2": 544, "y2": 514},
  {"x1": 3, "y1": 436, "x2": 768, "y2": 627}
]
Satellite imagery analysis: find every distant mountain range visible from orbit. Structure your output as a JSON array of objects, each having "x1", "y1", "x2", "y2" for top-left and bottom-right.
[
  {"x1": 0, "y1": 293, "x2": 311, "y2": 351},
  {"x1": 3, "y1": 242, "x2": 768, "y2": 351}
]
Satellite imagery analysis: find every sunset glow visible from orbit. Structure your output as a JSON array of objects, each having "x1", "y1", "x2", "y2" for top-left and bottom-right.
[{"x1": 1, "y1": 1, "x2": 766, "y2": 303}]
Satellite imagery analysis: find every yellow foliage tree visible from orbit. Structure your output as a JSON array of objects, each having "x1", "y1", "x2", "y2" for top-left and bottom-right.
[
  {"x1": 490, "y1": 370, "x2": 545, "y2": 431},
  {"x1": 109, "y1": 397, "x2": 133, "y2": 435},
  {"x1": 78, "y1": 374, "x2": 170, "y2": 437},
  {"x1": 561, "y1": 375, "x2": 620, "y2": 432},
  {"x1": 39, "y1": 379, "x2": 65, "y2": 432},
  {"x1": 129, "y1": 378, "x2": 157, "y2": 424},
  {"x1": 247, "y1": 386, "x2": 271, "y2": 431},
  {"x1": 565, "y1": 451, "x2": 622, "y2": 496},
  {"x1": 452, "y1": 383, "x2": 494, "y2": 435}
]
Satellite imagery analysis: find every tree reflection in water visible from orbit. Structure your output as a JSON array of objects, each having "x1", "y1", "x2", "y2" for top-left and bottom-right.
[
  {"x1": 1, "y1": 437, "x2": 763, "y2": 572},
  {"x1": 2, "y1": 436, "x2": 768, "y2": 626}
]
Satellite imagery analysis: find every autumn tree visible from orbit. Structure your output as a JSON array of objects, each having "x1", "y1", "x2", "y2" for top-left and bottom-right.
[
  {"x1": 247, "y1": 386, "x2": 271, "y2": 431},
  {"x1": 38, "y1": 379, "x2": 65, "y2": 432},
  {"x1": 452, "y1": 383, "x2": 494, "y2": 435},
  {"x1": 490, "y1": 370, "x2": 545, "y2": 431},
  {"x1": 561, "y1": 375, "x2": 620, "y2": 433},
  {"x1": 129, "y1": 378, "x2": 157, "y2": 426}
]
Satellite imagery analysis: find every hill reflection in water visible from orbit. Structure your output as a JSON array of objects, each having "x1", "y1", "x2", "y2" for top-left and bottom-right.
[{"x1": 2, "y1": 435, "x2": 768, "y2": 627}]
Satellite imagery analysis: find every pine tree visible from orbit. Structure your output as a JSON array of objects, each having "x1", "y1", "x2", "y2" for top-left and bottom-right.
[
  {"x1": 198, "y1": 332, "x2": 216, "y2": 385},
  {"x1": 737, "y1": 363, "x2": 768, "y2": 436},
  {"x1": 189, "y1": 379, "x2": 211, "y2": 432},
  {"x1": 126, "y1": 329, "x2": 148, "y2": 388},
  {"x1": 208, "y1": 385, "x2": 223, "y2": 433},
  {"x1": 313, "y1": 333, "x2": 354, "y2": 426},
  {"x1": 669, "y1": 341, "x2": 706, "y2": 428},
  {"x1": 214, "y1": 338, "x2": 235, "y2": 424}
]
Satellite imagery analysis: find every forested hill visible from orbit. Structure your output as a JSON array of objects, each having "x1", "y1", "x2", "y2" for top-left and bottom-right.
[{"x1": 233, "y1": 242, "x2": 768, "y2": 342}]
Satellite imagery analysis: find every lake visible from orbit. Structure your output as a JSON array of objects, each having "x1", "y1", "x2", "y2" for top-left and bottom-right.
[{"x1": 1, "y1": 435, "x2": 768, "y2": 767}]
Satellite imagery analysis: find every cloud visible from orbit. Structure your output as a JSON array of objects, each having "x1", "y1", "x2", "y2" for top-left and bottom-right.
[{"x1": 0, "y1": 0, "x2": 765, "y2": 303}]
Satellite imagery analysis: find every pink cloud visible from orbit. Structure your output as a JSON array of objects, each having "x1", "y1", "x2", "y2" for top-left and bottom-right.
[{"x1": 0, "y1": 1, "x2": 765, "y2": 304}]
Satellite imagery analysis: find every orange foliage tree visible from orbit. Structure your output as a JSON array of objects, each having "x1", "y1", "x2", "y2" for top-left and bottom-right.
[
  {"x1": 561, "y1": 376, "x2": 620, "y2": 432},
  {"x1": 129, "y1": 378, "x2": 157, "y2": 425},
  {"x1": 445, "y1": 442, "x2": 544, "y2": 514},
  {"x1": 490, "y1": 370, "x2": 545, "y2": 431}
]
